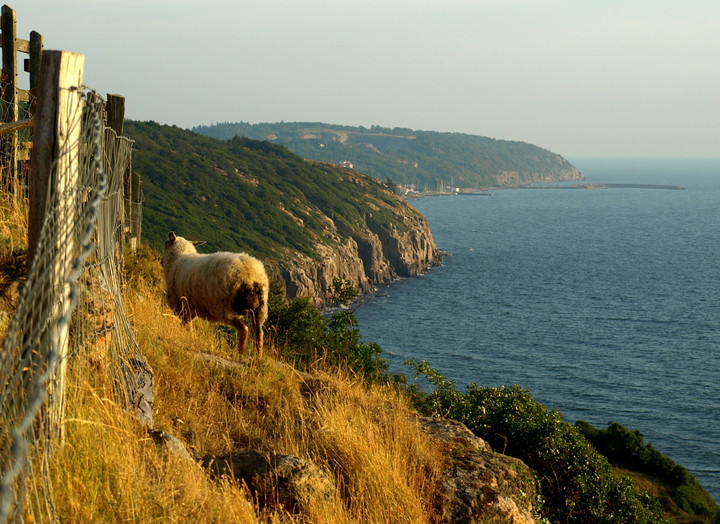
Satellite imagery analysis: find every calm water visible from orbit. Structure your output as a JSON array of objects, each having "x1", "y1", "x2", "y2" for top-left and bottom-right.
[{"x1": 356, "y1": 158, "x2": 720, "y2": 500}]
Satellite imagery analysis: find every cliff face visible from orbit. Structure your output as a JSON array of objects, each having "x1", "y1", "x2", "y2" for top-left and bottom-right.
[
  {"x1": 273, "y1": 202, "x2": 441, "y2": 306},
  {"x1": 493, "y1": 165, "x2": 584, "y2": 186}
]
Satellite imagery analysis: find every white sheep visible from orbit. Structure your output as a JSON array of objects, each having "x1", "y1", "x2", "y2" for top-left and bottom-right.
[{"x1": 161, "y1": 232, "x2": 269, "y2": 357}]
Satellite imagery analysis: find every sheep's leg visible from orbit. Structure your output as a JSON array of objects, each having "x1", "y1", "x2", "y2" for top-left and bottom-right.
[
  {"x1": 231, "y1": 318, "x2": 249, "y2": 356},
  {"x1": 251, "y1": 310, "x2": 263, "y2": 358},
  {"x1": 254, "y1": 326, "x2": 263, "y2": 358},
  {"x1": 178, "y1": 296, "x2": 195, "y2": 324}
]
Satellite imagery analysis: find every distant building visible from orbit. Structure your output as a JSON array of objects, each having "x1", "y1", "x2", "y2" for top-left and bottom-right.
[
  {"x1": 338, "y1": 160, "x2": 354, "y2": 169},
  {"x1": 397, "y1": 184, "x2": 419, "y2": 196}
]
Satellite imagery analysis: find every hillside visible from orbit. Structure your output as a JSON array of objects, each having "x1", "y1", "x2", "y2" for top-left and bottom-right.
[
  {"x1": 192, "y1": 122, "x2": 585, "y2": 189},
  {"x1": 2, "y1": 133, "x2": 716, "y2": 524},
  {"x1": 126, "y1": 121, "x2": 440, "y2": 305}
]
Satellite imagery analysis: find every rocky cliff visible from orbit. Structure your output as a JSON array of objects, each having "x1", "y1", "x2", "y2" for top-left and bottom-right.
[{"x1": 269, "y1": 176, "x2": 441, "y2": 305}]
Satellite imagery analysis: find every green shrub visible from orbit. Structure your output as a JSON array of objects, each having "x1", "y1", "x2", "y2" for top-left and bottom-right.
[
  {"x1": 267, "y1": 279, "x2": 390, "y2": 383},
  {"x1": 577, "y1": 420, "x2": 720, "y2": 520},
  {"x1": 405, "y1": 360, "x2": 671, "y2": 523}
]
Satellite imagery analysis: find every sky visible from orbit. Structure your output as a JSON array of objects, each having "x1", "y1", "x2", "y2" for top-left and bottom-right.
[{"x1": 12, "y1": 0, "x2": 720, "y2": 158}]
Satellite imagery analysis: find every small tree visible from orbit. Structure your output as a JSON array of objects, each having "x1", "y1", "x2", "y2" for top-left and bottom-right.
[{"x1": 384, "y1": 177, "x2": 398, "y2": 194}]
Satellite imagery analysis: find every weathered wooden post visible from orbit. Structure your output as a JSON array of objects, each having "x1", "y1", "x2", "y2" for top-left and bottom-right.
[
  {"x1": 106, "y1": 93, "x2": 124, "y2": 135},
  {"x1": 28, "y1": 51, "x2": 84, "y2": 265},
  {"x1": 131, "y1": 169, "x2": 142, "y2": 249},
  {"x1": 0, "y1": 7, "x2": 42, "y2": 197},
  {"x1": 1, "y1": 5, "x2": 18, "y2": 121},
  {"x1": 1, "y1": 4, "x2": 18, "y2": 184},
  {"x1": 27, "y1": 50, "x2": 84, "y2": 439},
  {"x1": 106, "y1": 93, "x2": 140, "y2": 252},
  {"x1": 28, "y1": 30, "x2": 44, "y2": 115}
]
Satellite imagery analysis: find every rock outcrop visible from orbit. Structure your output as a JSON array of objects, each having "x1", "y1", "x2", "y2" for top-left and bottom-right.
[
  {"x1": 276, "y1": 200, "x2": 441, "y2": 306},
  {"x1": 420, "y1": 417, "x2": 537, "y2": 524},
  {"x1": 201, "y1": 451, "x2": 336, "y2": 513}
]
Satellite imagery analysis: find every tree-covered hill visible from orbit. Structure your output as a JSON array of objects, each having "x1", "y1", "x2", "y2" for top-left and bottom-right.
[
  {"x1": 192, "y1": 122, "x2": 584, "y2": 189},
  {"x1": 125, "y1": 121, "x2": 440, "y2": 303}
]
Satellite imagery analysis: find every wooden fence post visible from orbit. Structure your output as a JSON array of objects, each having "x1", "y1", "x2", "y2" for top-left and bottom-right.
[
  {"x1": 27, "y1": 50, "x2": 84, "y2": 440},
  {"x1": 1, "y1": 4, "x2": 18, "y2": 178},
  {"x1": 1, "y1": 4, "x2": 17, "y2": 122},
  {"x1": 130, "y1": 170, "x2": 142, "y2": 251},
  {"x1": 106, "y1": 93, "x2": 124, "y2": 135},
  {"x1": 106, "y1": 93, "x2": 141, "y2": 252},
  {"x1": 27, "y1": 50, "x2": 84, "y2": 266},
  {"x1": 28, "y1": 30, "x2": 43, "y2": 115}
]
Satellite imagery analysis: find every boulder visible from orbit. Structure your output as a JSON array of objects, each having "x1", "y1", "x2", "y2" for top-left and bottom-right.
[
  {"x1": 201, "y1": 451, "x2": 336, "y2": 513},
  {"x1": 150, "y1": 429, "x2": 194, "y2": 461},
  {"x1": 420, "y1": 417, "x2": 537, "y2": 524}
]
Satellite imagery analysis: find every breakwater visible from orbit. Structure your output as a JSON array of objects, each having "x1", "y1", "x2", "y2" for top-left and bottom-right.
[{"x1": 521, "y1": 183, "x2": 686, "y2": 190}]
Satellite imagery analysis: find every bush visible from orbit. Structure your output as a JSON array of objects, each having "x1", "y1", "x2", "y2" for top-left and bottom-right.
[
  {"x1": 405, "y1": 360, "x2": 671, "y2": 523},
  {"x1": 577, "y1": 420, "x2": 720, "y2": 520},
  {"x1": 267, "y1": 278, "x2": 391, "y2": 383}
]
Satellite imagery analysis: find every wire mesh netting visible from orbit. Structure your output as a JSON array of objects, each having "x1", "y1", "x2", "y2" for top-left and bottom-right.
[
  {"x1": 0, "y1": 96, "x2": 33, "y2": 208},
  {"x1": 0, "y1": 88, "x2": 150, "y2": 524}
]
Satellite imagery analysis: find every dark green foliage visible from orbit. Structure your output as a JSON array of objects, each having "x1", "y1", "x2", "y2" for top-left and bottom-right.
[
  {"x1": 125, "y1": 121, "x2": 415, "y2": 260},
  {"x1": 405, "y1": 361, "x2": 672, "y2": 523},
  {"x1": 267, "y1": 279, "x2": 390, "y2": 384},
  {"x1": 577, "y1": 421, "x2": 720, "y2": 520},
  {"x1": 577, "y1": 421, "x2": 688, "y2": 485},
  {"x1": 193, "y1": 122, "x2": 583, "y2": 189}
]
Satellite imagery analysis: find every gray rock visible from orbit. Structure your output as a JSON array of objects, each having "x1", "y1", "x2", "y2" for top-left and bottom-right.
[
  {"x1": 201, "y1": 451, "x2": 336, "y2": 513},
  {"x1": 126, "y1": 355, "x2": 154, "y2": 427},
  {"x1": 420, "y1": 417, "x2": 537, "y2": 524},
  {"x1": 150, "y1": 429, "x2": 194, "y2": 461},
  {"x1": 419, "y1": 417, "x2": 492, "y2": 453}
]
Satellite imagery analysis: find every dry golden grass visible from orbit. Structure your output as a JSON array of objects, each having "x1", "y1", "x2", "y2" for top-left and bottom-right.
[
  {"x1": 0, "y1": 198, "x2": 445, "y2": 521},
  {"x1": 0, "y1": 192, "x2": 27, "y2": 341},
  {"x1": 48, "y1": 356, "x2": 259, "y2": 523},
  {"x1": 0, "y1": 192, "x2": 28, "y2": 257},
  {"x1": 31, "y1": 256, "x2": 446, "y2": 522}
]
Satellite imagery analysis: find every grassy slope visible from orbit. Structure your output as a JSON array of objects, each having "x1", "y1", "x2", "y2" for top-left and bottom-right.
[
  {"x1": 40, "y1": 247, "x2": 447, "y2": 523},
  {"x1": 126, "y1": 121, "x2": 410, "y2": 260},
  {"x1": 0, "y1": 190, "x2": 444, "y2": 522},
  {"x1": 2, "y1": 183, "x2": 717, "y2": 522}
]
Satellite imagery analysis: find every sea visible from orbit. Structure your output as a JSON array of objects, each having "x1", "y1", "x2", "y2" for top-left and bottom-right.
[{"x1": 355, "y1": 158, "x2": 720, "y2": 501}]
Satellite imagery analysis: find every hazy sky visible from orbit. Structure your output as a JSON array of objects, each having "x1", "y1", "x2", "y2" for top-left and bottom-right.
[{"x1": 14, "y1": 0, "x2": 720, "y2": 158}]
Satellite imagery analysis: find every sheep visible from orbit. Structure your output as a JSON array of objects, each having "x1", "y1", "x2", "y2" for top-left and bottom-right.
[{"x1": 161, "y1": 232, "x2": 269, "y2": 357}]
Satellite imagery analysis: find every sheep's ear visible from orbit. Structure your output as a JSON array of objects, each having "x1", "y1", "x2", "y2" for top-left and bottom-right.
[
  {"x1": 193, "y1": 240, "x2": 206, "y2": 247},
  {"x1": 168, "y1": 232, "x2": 177, "y2": 243}
]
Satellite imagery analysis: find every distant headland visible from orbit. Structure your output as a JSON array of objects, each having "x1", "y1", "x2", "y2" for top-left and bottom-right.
[{"x1": 193, "y1": 121, "x2": 585, "y2": 190}]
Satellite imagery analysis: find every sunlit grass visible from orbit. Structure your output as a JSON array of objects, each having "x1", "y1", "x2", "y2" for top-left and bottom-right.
[
  {"x1": 0, "y1": 192, "x2": 28, "y2": 257},
  {"x1": 45, "y1": 338, "x2": 258, "y2": 523},
  {"x1": 0, "y1": 192, "x2": 27, "y2": 341},
  {"x1": 0, "y1": 188, "x2": 443, "y2": 521},
  {"x1": 30, "y1": 250, "x2": 445, "y2": 522}
]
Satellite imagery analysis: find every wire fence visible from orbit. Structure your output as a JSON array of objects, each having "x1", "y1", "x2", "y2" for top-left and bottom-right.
[
  {"x1": 0, "y1": 98, "x2": 33, "y2": 207},
  {"x1": 0, "y1": 88, "x2": 150, "y2": 524}
]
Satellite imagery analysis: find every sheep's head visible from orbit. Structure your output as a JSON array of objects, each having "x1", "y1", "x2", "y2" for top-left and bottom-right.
[{"x1": 162, "y1": 232, "x2": 206, "y2": 267}]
